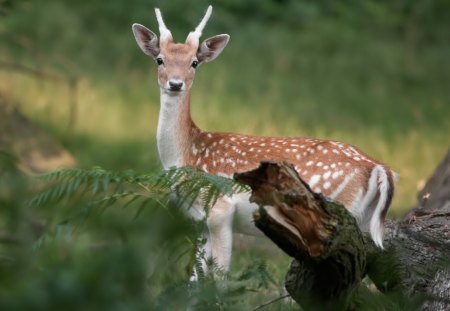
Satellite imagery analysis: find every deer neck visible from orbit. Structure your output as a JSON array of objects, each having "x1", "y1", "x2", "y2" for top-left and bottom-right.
[{"x1": 157, "y1": 90, "x2": 199, "y2": 169}]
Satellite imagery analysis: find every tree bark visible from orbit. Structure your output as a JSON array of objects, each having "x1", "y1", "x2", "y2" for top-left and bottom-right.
[
  {"x1": 235, "y1": 151, "x2": 450, "y2": 310},
  {"x1": 235, "y1": 162, "x2": 368, "y2": 309}
]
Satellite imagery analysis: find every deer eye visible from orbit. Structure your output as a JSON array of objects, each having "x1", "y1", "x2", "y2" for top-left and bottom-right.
[
  {"x1": 156, "y1": 57, "x2": 164, "y2": 65},
  {"x1": 191, "y1": 60, "x2": 199, "y2": 68}
]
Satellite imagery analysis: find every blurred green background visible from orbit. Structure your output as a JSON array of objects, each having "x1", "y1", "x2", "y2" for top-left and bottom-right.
[{"x1": 1, "y1": 0, "x2": 449, "y2": 309}]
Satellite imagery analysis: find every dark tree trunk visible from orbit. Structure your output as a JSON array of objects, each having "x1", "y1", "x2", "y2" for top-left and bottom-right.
[{"x1": 235, "y1": 149, "x2": 450, "y2": 310}]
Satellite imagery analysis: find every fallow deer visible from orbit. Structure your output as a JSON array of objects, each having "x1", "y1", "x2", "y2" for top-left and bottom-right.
[{"x1": 132, "y1": 5, "x2": 396, "y2": 278}]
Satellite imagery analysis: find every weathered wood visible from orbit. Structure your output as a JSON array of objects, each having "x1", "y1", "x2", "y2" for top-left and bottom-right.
[
  {"x1": 413, "y1": 147, "x2": 450, "y2": 212},
  {"x1": 367, "y1": 149, "x2": 450, "y2": 310},
  {"x1": 235, "y1": 153, "x2": 450, "y2": 310},
  {"x1": 235, "y1": 162, "x2": 367, "y2": 308},
  {"x1": 366, "y1": 211, "x2": 450, "y2": 310}
]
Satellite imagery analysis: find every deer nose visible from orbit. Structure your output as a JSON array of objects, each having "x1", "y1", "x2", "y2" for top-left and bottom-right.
[{"x1": 168, "y1": 80, "x2": 184, "y2": 91}]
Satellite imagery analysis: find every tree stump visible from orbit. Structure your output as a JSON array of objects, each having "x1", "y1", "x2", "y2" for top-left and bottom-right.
[
  {"x1": 235, "y1": 162, "x2": 367, "y2": 309},
  {"x1": 235, "y1": 150, "x2": 450, "y2": 310}
]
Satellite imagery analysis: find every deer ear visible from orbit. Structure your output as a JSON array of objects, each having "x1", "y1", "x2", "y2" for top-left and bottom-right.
[
  {"x1": 132, "y1": 23, "x2": 160, "y2": 58},
  {"x1": 197, "y1": 34, "x2": 229, "y2": 63}
]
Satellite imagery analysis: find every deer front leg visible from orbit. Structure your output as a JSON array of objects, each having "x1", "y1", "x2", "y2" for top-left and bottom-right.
[{"x1": 205, "y1": 198, "x2": 235, "y2": 275}]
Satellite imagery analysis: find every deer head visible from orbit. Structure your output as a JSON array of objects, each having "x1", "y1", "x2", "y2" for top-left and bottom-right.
[{"x1": 132, "y1": 5, "x2": 229, "y2": 94}]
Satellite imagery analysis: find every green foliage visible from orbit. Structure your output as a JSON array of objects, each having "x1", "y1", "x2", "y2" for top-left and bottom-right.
[
  {"x1": 1, "y1": 160, "x2": 293, "y2": 310},
  {"x1": 28, "y1": 166, "x2": 248, "y2": 217}
]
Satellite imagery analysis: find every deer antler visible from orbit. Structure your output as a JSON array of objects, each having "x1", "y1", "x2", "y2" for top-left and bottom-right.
[
  {"x1": 186, "y1": 5, "x2": 213, "y2": 47},
  {"x1": 155, "y1": 8, "x2": 173, "y2": 43}
]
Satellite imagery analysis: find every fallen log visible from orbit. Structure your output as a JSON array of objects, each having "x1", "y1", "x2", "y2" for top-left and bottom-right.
[
  {"x1": 235, "y1": 157, "x2": 450, "y2": 310},
  {"x1": 235, "y1": 161, "x2": 366, "y2": 309}
]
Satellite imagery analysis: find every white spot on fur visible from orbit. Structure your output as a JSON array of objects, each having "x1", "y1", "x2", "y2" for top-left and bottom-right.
[
  {"x1": 323, "y1": 181, "x2": 331, "y2": 189},
  {"x1": 332, "y1": 172, "x2": 339, "y2": 179},
  {"x1": 323, "y1": 171, "x2": 331, "y2": 179},
  {"x1": 330, "y1": 172, "x2": 355, "y2": 200},
  {"x1": 306, "y1": 161, "x2": 314, "y2": 166},
  {"x1": 308, "y1": 175, "x2": 321, "y2": 188}
]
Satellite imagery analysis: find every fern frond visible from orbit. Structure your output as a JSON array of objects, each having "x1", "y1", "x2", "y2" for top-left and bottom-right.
[
  {"x1": 238, "y1": 259, "x2": 276, "y2": 289},
  {"x1": 29, "y1": 166, "x2": 249, "y2": 220}
]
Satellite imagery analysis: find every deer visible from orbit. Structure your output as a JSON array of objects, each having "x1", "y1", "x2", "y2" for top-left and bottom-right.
[{"x1": 132, "y1": 5, "x2": 396, "y2": 279}]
